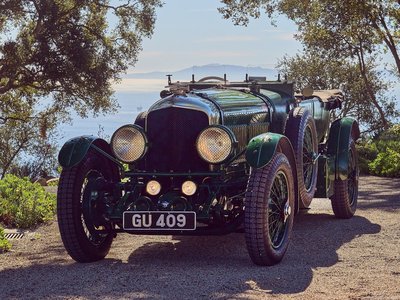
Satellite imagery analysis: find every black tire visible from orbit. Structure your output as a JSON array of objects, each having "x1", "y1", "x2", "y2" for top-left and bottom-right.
[
  {"x1": 330, "y1": 139, "x2": 359, "y2": 219},
  {"x1": 245, "y1": 152, "x2": 295, "y2": 266},
  {"x1": 57, "y1": 149, "x2": 118, "y2": 262},
  {"x1": 285, "y1": 107, "x2": 318, "y2": 208}
]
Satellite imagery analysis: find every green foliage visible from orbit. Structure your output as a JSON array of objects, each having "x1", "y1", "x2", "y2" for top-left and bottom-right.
[
  {"x1": 0, "y1": 118, "x2": 59, "y2": 179},
  {"x1": 277, "y1": 50, "x2": 397, "y2": 133},
  {"x1": 0, "y1": 0, "x2": 162, "y2": 178},
  {"x1": 0, "y1": 174, "x2": 56, "y2": 229},
  {"x1": 0, "y1": 225, "x2": 11, "y2": 253},
  {"x1": 219, "y1": 1, "x2": 400, "y2": 78},
  {"x1": 0, "y1": 1, "x2": 162, "y2": 116},
  {"x1": 219, "y1": 0, "x2": 400, "y2": 131},
  {"x1": 356, "y1": 142, "x2": 378, "y2": 175},
  {"x1": 357, "y1": 125, "x2": 400, "y2": 177},
  {"x1": 379, "y1": 124, "x2": 400, "y2": 141},
  {"x1": 369, "y1": 148, "x2": 400, "y2": 178}
]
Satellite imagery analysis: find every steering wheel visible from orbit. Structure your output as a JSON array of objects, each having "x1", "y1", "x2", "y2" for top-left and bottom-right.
[{"x1": 198, "y1": 76, "x2": 225, "y2": 82}]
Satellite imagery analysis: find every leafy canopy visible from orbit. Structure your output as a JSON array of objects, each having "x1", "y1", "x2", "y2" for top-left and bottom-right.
[
  {"x1": 219, "y1": 0, "x2": 400, "y2": 76},
  {"x1": 219, "y1": 0, "x2": 400, "y2": 131},
  {"x1": 0, "y1": 0, "x2": 162, "y2": 178},
  {"x1": 278, "y1": 50, "x2": 398, "y2": 133},
  {"x1": 0, "y1": 0, "x2": 162, "y2": 118}
]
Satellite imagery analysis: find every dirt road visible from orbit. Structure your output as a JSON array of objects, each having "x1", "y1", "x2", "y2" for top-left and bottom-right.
[{"x1": 0, "y1": 176, "x2": 399, "y2": 299}]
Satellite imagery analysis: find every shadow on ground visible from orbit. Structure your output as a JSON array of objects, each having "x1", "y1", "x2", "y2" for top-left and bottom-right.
[
  {"x1": 0, "y1": 213, "x2": 380, "y2": 299},
  {"x1": 357, "y1": 176, "x2": 400, "y2": 211}
]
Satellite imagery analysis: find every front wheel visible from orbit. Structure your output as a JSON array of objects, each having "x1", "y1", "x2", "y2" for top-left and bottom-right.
[
  {"x1": 57, "y1": 149, "x2": 118, "y2": 262},
  {"x1": 245, "y1": 152, "x2": 295, "y2": 266}
]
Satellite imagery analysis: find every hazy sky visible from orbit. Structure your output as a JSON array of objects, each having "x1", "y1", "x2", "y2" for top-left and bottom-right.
[{"x1": 131, "y1": 0, "x2": 301, "y2": 73}]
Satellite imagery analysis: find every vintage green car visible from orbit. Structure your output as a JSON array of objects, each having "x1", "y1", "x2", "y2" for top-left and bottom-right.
[{"x1": 57, "y1": 75, "x2": 359, "y2": 266}]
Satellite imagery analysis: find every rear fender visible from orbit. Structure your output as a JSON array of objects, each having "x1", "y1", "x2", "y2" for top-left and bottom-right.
[
  {"x1": 245, "y1": 132, "x2": 299, "y2": 213},
  {"x1": 327, "y1": 117, "x2": 360, "y2": 181},
  {"x1": 58, "y1": 135, "x2": 114, "y2": 169}
]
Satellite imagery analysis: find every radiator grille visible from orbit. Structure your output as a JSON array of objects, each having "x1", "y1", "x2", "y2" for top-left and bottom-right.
[
  {"x1": 145, "y1": 108, "x2": 209, "y2": 171},
  {"x1": 228, "y1": 122, "x2": 269, "y2": 161},
  {"x1": 248, "y1": 122, "x2": 269, "y2": 139}
]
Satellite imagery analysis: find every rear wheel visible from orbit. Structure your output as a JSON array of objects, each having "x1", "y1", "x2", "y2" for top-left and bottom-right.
[
  {"x1": 245, "y1": 152, "x2": 295, "y2": 266},
  {"x1": 285, "y1": 107, "x2": 318, "y2": 208},
  {"x1": 330, "y1": 139, "x2": 359, "y2": 218},
  {"x1": 57, "y1": 149, "x2": 118, "y2": 262}
]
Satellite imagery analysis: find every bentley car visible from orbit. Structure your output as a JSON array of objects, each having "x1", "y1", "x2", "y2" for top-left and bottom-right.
[{"x1": 57, "y1": 75, "x2": 360, "y2": 266}]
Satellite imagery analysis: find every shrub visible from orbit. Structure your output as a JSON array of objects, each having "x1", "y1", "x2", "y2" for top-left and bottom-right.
[
  {"x1": 369, "y1": 148, "x2": 400, "y2": 178},
  {"x1": 0, "y1": 225, "x2": 11, "y2": 253},
  {"x1": 368, "y1": 127, "x2": 400, "y2": 177},
  {"x1": 356, "y1": 124, "x2": 400, "y2": 178},
  {"x1": 0, "y1": 174, "x2": 56, "y2": 228},
  {"x1": 356, "y1": 142, "x2": 378, "y2": 175},
  {"x1": 379, "y1": 124, "x2": 400, "y2": 141}
]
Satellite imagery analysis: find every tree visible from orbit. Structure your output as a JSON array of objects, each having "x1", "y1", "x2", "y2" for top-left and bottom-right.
[
  {"x1": 278, "y1": 50, "x2": 398, "y2": 134},
  {"x1": 0, "y1": 0, "x2": 162, "y2": 178},
  {"x1": 219, "y1": 0, "x2": 400, "y2": 130}
]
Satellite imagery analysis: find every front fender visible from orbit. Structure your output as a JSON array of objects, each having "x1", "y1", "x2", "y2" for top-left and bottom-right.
[
  {"x1": 245, "y1": 132, "x2": 284, "y2": 169},
  {"x1": 245, "y1": 132, "x2": 299, "y2": 213},
  {"x1": 327, "y1": 117, "x2": 360, "y2": 180},
  {"x1": 58, "y1": 135, "x2": 112, "y2": 169}
]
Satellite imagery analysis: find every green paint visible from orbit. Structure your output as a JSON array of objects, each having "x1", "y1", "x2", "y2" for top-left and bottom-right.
[
  {"x1": 245, "y1": 132, "x2": 283, "y2": 168},
  {"x1": 326, "y1": 117, "x2": 359, "y2": 180},
  {"x1": 58, "y1": 135, "x2": 105, "y2": 168}
]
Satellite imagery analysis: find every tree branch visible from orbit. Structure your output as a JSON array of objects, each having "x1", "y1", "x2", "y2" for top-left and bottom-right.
[
  {"x1": 355, "y1": 42, "x2": 389, "y2": 129},
  {"x1": 1, "y1": 138, "x2": 29, "y2": 179},
  {"x1": 377, "y1": 9, "x2": 400, "y2": 75}
]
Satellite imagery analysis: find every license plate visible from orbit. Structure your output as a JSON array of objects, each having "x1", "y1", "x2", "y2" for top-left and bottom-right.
[{"x1": 123, "y1": 211, "x2": 196, "y2": 231}]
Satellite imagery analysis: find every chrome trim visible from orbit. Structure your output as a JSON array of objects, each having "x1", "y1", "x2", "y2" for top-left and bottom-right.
[{"x1": 147, "y1": 94, "x2": 220, "y2": 127}]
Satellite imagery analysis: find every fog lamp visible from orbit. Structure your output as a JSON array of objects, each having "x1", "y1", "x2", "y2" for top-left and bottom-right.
[
  {"x1": 182, "y1": 180, "x2": 197, "y2": 196},
  {"x1": 146, "y1": 180, "x2": 161, "y2": 196}
]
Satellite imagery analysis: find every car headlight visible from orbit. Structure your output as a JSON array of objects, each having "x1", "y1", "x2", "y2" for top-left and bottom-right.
[
  {"x1": 111, "y1": 125, "x2": 147, "y2": 163},
  {"x1": 196, "y1": 126, "x2": 236, "y2": 164}
]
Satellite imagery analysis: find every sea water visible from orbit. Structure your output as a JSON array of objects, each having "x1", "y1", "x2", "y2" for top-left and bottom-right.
[{"x1": 59, "y1": 91, "x2": 159, "y2": 145}]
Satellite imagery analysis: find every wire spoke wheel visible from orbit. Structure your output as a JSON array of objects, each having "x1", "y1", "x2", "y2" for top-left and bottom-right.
[
  {"x1": 57, "y1": 149, "x2": 119, "y2": 262},
  {"x1": 80, "y1": 170, "x2": 109, "y2": 246},
  {"x1": 245, "y1": 152, "x2": 295, "y2": 266},
  {"x1": 303, "y1": 126, "x2": 315, "y2": 192},
  {"x1": 268, "y1": 171, "x2": 289, "y2": 249},
  {"x1": 285, "y1": 107, "x2": 318, "y2": 208}
]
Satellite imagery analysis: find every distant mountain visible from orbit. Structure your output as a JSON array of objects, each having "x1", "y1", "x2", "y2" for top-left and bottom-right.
[{"x1": 125, "y1": 64, "x2": 278, "y2": 81}]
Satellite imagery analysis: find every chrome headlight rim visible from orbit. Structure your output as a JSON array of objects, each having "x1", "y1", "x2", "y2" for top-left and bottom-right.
[
  {"x1": 110, "y1": 124, "x2": 148, "y2": 163},
  {"x1": 196, "y1": 125, "x2": 237, "y2": 164}
]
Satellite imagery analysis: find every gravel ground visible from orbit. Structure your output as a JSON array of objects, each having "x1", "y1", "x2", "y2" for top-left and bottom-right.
[{"x1": 0, "y1": 175, "x2": 399, "y2": 300}]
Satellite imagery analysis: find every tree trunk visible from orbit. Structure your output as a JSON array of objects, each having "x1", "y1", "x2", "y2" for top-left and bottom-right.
[
  {"x1": 0, "y1": 142, "x2": 26, "y2": 179},
  {"x1": 356, "y1": 47, "x2": 389, "y2": 130},
  {"x1": 377, "y1": 13, "x2": 400, "y2": 76}
]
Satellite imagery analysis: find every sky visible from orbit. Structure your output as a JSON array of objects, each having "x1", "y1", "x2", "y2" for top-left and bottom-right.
[
  {"x1": 63, "y1": 0, "x2": 303, "y2": 142},
  {"x1": 62, "y1": 0, "x2": 399, "y2": 143},
  {"x1": 129, "y1": 0, "x2": 301, "y2": 74}
]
